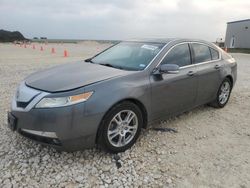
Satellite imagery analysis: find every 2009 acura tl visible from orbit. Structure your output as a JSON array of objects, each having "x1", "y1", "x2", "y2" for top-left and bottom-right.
[{"x1": 8, "y1": 39, "x2": 237, "y2": 153}]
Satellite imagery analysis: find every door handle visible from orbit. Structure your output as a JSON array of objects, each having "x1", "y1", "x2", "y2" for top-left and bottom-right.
[
  {"x1": 214, "y1": 64, "x2": 221, "y2": 69},
  {"x1": 187, "y1": 71, "x2": 195, "y2": 76}
]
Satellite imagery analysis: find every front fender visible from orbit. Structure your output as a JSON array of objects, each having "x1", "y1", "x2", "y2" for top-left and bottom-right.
[{"x1": 84, "y1": 72, "x2": 151, "y2": 121}]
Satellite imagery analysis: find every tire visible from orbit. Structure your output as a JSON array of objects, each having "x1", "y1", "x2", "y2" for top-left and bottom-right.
[
  {"x1": 97, "y1": 101, "x2": 143, "y2": 153},
  {"x1": 209, "y1": 78, "x2": 232, "y2": 108}
]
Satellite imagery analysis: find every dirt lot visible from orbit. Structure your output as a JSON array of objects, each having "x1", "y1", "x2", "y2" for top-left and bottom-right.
[{"x1": 0, "y1": 43, "x2": 250, "y2": 188}]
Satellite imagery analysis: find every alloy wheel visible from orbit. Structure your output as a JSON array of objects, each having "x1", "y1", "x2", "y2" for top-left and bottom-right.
[
  {"x1": 107, "y1": 110, "x2": 138, "y2": 147},
  {"x1": 219, "y1": 81, "x2": 231, "y2": 105}
]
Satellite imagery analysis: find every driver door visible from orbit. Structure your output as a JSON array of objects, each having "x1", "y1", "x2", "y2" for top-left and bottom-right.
[{"x1": 150, "y1": 43, "x2": 198, "y2": 120}]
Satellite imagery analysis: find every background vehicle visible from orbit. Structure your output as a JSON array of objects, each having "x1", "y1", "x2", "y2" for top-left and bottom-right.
[{"x1": 8, "y1": 39, "x2": 237, "y2": 153}]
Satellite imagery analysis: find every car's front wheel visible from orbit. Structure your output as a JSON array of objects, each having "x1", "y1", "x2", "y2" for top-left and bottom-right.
[
  {"x1": 209, "y1": 78, "x2": 232, "y2": 108},
  {"x1": 97, "y1": 101, "x2": 143, "y2": 153}
]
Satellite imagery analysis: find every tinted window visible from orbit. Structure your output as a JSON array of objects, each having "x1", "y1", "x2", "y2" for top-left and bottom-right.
[
  {"x1": 192, "y1": 44, "x2": 212, "y2": 63},
  {"x1": 161, "y1": 44, "x2": 191, "y2": 67},
  {"x1": 210, "y1": 48, "x2": 219, "y2": 60}
]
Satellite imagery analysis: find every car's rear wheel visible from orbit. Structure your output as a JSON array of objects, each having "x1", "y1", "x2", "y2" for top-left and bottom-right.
[
  {"x1": 97, "y1": 101, "x2": 143, "y2": 153},
  {"x1": 209, "y1": 78, "x2": 232, "y2": 108}
]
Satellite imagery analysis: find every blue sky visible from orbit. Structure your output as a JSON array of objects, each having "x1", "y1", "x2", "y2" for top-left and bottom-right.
[{"x1": 0, "y1": 0, "x2": 250, "y2": 41}]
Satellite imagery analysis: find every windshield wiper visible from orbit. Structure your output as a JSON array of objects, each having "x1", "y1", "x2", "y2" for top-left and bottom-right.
[
  {"x1": 85, "y1": 58, "x2": 94, "y2": 63},
  {"x1": 99, "y1": 63, "x2": 124, "y2": 70}
]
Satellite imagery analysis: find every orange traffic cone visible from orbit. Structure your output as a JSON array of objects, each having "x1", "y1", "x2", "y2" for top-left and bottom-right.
[
  {"x1": 51, "y1": 47, "x2": 55, "y2": 54},
  {"x1": 40, "y1": 46, "x2": 44, "y2": 51},
  {"x1": 64, "y1": 50, "x2": 68, "y2": 57}
]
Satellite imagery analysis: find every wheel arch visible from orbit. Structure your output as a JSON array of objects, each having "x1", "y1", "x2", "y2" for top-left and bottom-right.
[
  {"x1": 225, "y1": 75, "x2": 233, "y2": 86},
  {"x1": 95, "y1": 98, "x2": 148, "y2": 144}
]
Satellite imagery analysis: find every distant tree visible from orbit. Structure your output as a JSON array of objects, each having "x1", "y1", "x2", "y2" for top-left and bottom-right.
[{"x1": 0, "y1": 29, "x2": 27, "y2": 42}]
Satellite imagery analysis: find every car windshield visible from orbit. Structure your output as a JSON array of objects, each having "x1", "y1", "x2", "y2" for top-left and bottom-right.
[{"x1": 90, "y1": 42, "x2": 165, "y2": 71}]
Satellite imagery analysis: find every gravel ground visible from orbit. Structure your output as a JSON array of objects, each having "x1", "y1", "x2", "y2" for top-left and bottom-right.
[{"x1": 0, "y1": 43, "x2": 250, "y2": 188}]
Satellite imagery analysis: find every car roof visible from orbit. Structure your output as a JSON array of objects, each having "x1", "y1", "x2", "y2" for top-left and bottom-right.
[
  {"x1": 125, "y1": 38, "x2": 213, "y2": 44},
  {"x1": 125, "y1": 38, "x2": 176, "y2": 44},
  {"x1": 123, "y1": 38, "x2": 221, "y2": 53}
]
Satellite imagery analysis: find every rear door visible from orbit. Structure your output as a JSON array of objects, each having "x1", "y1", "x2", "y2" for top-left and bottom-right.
[
  {"x1": 190, "y1": 43, "x2": 222, "y2": 105},
  {"x1": 150, "y1": 43, "x2": 198, "y2": 120}
]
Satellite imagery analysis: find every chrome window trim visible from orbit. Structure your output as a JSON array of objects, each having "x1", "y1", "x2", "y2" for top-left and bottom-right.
[
  {"x1": 145, "y1": 39, "x2": 179, "y2": 70},
  {"x1": 179, "y1": 59, "x2": 221, "y2": 70},
  {"x1": 154, "y1": 41, "x2": 222, "y2": 70}
]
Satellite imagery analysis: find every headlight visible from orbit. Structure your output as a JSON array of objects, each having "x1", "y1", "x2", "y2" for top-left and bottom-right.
[{"x1": 35, "y1": 91, "x2": 93, "y2": 108}]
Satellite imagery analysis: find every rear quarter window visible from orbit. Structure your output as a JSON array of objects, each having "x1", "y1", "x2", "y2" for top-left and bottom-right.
[{"x1": 210, "y1": 48, "x2": 219, "y2": 60}]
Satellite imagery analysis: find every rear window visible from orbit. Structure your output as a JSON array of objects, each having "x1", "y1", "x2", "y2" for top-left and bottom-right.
[
  {"x1": 210, "y1": 48, "x2": 219, "y2": 60},
  {"x1": 192, "y1": 43, "x2": 212, "y2": 63}
]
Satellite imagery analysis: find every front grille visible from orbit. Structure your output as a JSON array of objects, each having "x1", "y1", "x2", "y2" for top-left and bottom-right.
[
  {"x1": 16, "y1": 101, "x2": 29, "y2": 108},
  {"x1": 15, "y1": 82, "x2": 41, "y2": 109}
]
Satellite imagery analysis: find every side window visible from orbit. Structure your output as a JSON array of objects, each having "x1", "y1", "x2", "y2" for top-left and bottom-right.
[
  {"x1": 210, "y1": 47, "x2": 219, "y2": 60},
  {"x1": 192, "y1": 44, "x2": 212, "y2": 63},
  {"x1": 161, "y1": 44, "x2": 191, "y2": 67}
]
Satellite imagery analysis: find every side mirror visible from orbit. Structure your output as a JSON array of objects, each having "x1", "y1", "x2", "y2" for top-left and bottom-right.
[{"x1": 159, "y1": 64, "x2": 180, "y2": 74}]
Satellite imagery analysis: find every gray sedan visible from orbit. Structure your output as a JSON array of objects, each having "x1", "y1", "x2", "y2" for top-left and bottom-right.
[{"x1": 8, "y1": 39, "x2": 237, "y2": 153}]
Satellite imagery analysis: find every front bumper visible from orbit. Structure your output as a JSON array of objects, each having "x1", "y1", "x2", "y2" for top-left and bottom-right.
[
  {"x1": 10, "y1": 106, "x2": 103, "y2": 151},
  {"x1": 9, "y1": 83, "x2": 104, "y2": 151}
]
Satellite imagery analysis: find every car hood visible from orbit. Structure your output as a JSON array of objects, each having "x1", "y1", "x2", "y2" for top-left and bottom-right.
[{"x1": 25, "y1": 61, "x2": 129, "y2": 92}]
